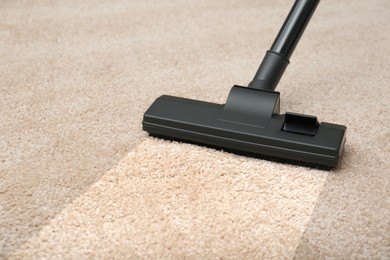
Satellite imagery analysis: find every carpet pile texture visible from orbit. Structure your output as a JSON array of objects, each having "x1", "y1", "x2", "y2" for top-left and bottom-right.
[{"x1": 1, "y1": 0, "x2": 389, "y2": 258}]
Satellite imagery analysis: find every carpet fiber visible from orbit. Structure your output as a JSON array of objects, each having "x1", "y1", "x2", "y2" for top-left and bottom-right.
[{"x1": 1, "y1": 0, "x2": 389, "y2": 258}]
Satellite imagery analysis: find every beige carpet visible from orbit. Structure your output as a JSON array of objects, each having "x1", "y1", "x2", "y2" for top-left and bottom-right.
[{"x1": 1, "y1": 0, "x2": 389, "y2": 258}]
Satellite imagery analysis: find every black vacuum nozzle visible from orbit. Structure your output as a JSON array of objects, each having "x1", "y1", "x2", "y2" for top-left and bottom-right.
[{"x1": 142, "y1": 0, "x2": 347, "y2": 169}]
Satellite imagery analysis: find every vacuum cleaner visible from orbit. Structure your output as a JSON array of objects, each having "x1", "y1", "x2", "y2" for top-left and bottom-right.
[{"x1": 142, "y1": 0, "x2": 346, "y2": 169}]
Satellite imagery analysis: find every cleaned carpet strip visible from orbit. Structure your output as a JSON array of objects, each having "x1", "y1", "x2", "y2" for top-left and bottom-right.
[{"x1": 14, "y1": 138, "x2": 327, "y2": 258}]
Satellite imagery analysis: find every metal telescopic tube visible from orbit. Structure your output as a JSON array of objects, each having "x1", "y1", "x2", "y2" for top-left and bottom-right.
[{"x1": 249, "y1": 0, "x2": 321, "y2": 91}]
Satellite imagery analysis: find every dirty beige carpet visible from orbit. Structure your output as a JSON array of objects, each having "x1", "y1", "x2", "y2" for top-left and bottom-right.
[{"x1": 1, "y1": 0, "x2": 389, "y2": 258}]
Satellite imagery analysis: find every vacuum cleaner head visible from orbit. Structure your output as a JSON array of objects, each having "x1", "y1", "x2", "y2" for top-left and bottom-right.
[
  {"x1": 142, "y1": 0, "x2": 347, "y2": 169},
  {"x1": 143, "y1": 86, "x2": 346, "y2": 169}
]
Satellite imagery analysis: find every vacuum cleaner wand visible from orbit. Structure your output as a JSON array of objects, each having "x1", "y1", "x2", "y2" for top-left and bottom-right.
[
  {"x1": 142, "y1": 0, "x2": 346, "y2": 169},
  {"x1": 249, "y1": 0, "x2": 320, "y2": 91}
]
